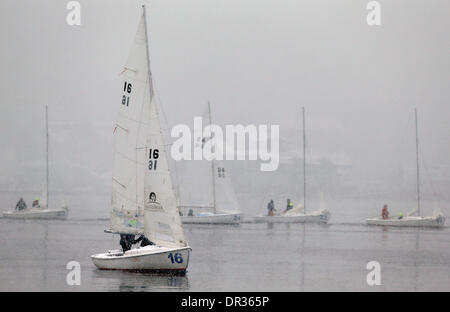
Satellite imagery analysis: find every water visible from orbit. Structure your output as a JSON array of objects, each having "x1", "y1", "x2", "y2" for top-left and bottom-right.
[{"x1": 0, "y1": 216, "x2": 449, "y2": 291}]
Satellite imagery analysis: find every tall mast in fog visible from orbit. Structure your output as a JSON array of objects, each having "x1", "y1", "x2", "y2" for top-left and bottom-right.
[
  {"x1": 302, "y1": 107, "x2": 306, "y2": 214},
  {"x1": 415, "y1": 108, "x2": 421, "y2": 216},
  {"x1": 45, "y1": 105, "x2": 49, "y2": 208}
]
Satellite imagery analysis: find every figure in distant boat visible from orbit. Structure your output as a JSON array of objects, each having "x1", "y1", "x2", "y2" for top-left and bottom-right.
[
  {"x1": 32, "y1": 198, "x2": 40, "y2": 208},
  {"x1": 15, "y1": 198, "x2": 27, "y2": 211},
  {"x1": 267, "y1": 200, "x2": 275, "y2": 216},
  {"x1": 381, "y1": 204, "x2": 389, "y2": 219},
  {"x1": 133, "y1": 234, "x2": 154, "y2": 247},
  {"x1": 188, "y1": 209, "x2": 194, "y2": 217},
  {"x1": 398, "y1": 212, "x2": 404, "y2": 220},
  {"x1": 286, "y1": 199, "x2": 293, "y2": 212}
]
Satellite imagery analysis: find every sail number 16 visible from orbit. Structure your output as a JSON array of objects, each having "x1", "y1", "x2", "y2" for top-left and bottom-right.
[
  {"x1": 148, "y1": 148, "x2": 159, "y2": 170},
  {"x1": 168, "y1": 252, "x2": 183, "y2": 264}
]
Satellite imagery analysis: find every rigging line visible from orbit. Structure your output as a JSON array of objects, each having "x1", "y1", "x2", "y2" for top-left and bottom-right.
[
  {"x1": 45, "y1": 113, "x2": 65, "y2": 206},
  {"x1": 115, "y1": 150, "x2": 147, "y2": 166},
  {"x1": 118, "y1": 113, "x2": 150, "y2": 126},
  {"x1": 46, "y1": 134, "x2": 64, "y2": 203},
  {"x1": 153, "y1": 81, "x2": 182, "y2": 203},
  {"x1": 114, "y1": 123, "x2": 129, "y2": 132},
  {"x1": 111, "y1": 192, "x2": 143, "y2": 207},
  {"x1": 130, "y1": 76, "x2": 148, "y2": 213},
  {"x1": 112, "y1": 177, "x2": 126, "y2": 189},
  {"x1": 419, "y1": 145, "x2": 439, "y2": 202}
]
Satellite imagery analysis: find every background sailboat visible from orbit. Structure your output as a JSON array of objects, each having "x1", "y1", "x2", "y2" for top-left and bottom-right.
[
  {"x1": 180, "y1": 102, "x2": 242, "y2": 224},
  {"x1": 254, "y1": 107, "x2": 330, "y2": 223},
  {"x1": 366, "y1": 109, "x2": 445, "y2": 227},
  {"x1": 91, "y1": 6, "x2": 191, "y2": 272},
  {"x1": 2, "y1": 106, "x2": 68, "y2": 219}
]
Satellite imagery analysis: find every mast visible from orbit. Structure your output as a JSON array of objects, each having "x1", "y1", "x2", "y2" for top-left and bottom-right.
[
  {"x1": 302, "y1": 107, "x2": 306, "y2": 214},
  {"x1": 208, "y1": 101, "x2": 217, "y2": 214},
  {"x1": 415, "y1": 108, "x2": 421, "y2": 216},
  {"x1": 141, "y1": 4, "x2": 151, "y2": 209},
  {"x1": 46, "y1": 105, "x2": 49, "y2": 209},
  {"x1": 142, "y1": 5, "x2": 154, "y2": 99}
]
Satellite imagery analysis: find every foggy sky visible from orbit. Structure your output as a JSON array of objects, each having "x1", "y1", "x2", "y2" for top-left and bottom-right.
[{"x1": 1, "y1": 0, "x2": 449, "y2": 204}]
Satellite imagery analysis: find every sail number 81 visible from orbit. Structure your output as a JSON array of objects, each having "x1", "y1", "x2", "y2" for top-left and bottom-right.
[
  {"x1": 148, "y1": 149, "x2": 159, "y2": 170},
  {"x1": 168, "y1": 252, "x2": 183, "y2": 264}
]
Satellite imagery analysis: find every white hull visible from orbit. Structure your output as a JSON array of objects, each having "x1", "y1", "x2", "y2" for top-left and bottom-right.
[
  {"x1": 254, "y1": 209, "x2": 330, "y2": 224},
  {"x1": 91, "y1": 245, "x2": 191, "y2": 273},
  {"x1": 2, "y1": 206, "x2": 68, "y2": 220},
  {"x1": 182, "y1": 212, "x2": 242, "y2": 224},
  {"x1": 366, "y1": 214, "x2": 445, "y2": 228}
]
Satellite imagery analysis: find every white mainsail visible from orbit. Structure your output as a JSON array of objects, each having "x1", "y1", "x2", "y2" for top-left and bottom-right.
[{"x1": 110, "y1": 9, "x2": 186, "y2": 247}]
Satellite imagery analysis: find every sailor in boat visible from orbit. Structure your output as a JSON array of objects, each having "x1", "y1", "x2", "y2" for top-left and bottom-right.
[
  {"x1": 119, "y1": 234, "x2": 135, "y2": 253},
  {"x1": 398, "y1": 212, "x2": 404, "y2": 220},
  {"x1": 382, "y1": 204, "x2": 389, "y2": 219},
  {"x1": 286, "y1": 199, "x2": 294, "y2": 212},
  {"x1": 15, "y1": 198, "x2": 27, "y2": 211},
  {"x1": 119, "y1": 233, "x2": 154, "y2": 253},
  {"x1": 132, "y1": 235, "x2": 154, "y2": 247},
  {"x1": 267, "y1": 200, "x2": 275, "y2": 216},
  {"x1": 32, "y1": 198, "x2": 40, "y2": 208}
]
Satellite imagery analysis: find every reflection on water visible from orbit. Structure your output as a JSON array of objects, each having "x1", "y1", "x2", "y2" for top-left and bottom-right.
[
  {"x1": 0, "y1": 210, "x2": 449, "y2": 291},
  {"x1": 92, "y1": 270, "x2": 189, "y2": 292}
]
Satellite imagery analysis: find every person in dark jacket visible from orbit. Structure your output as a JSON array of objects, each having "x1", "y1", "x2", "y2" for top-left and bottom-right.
[
  {"x1": 15, "y1": 198, "x2": 27, "y2": 211},
  {"x1": 267, "y1": 200, "x2": 275, "y2": 216},
  {"x1": 119, "y1": 234, "x2": 135, "y2": 253},
  {"x1": 133, "y1": 235, "x2": 154, "y2": 247}
]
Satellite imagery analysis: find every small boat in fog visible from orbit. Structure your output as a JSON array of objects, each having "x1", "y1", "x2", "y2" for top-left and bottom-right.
[
  {"x1": 254, "y1": 198, "x2": 330, "y2": 224},
  {"x1": 255, "y1": 107, "x2": 330, "y2": 224},
  {"x1": 181, "y1": 210, "x2": 241, "y2": 224},
  {"x1": 366, "y1": 214, "x2": 444, "y2": 227},
  {"x1": 3, "y1": 206, "x2": 68, "y2": 220},
  {"x1": 180, "y1": 102, "x2": 242, "y2": 224},
  {"x1": 255, "y1": 209, "x2": 330, "y2": 224},
  {"x1": 2, "y1": 106, "x2": 68, "y2": 220},
  {"x1": 366, "y1": 109, "x2": 445, "y2": 228},
  {"x1": 91, "y1": 6, "x2": 191, "y2": 273}
]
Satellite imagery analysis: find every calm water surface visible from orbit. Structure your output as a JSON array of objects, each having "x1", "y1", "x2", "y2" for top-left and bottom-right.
[
  {"x1": 0, "y1": 219, "x2": 449, "y2": 291},
  {"x1": 0, "y1": 194, "x2": 449, "y2": 291}
]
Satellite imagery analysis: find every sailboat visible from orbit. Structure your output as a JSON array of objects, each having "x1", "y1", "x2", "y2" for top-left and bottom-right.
[
  {"x1": 91, "y1": 6, "x2": 191, "y2": 272},
  {"x1": 254, "y1": 107, "x2": 330, "y2": 223},
  {"x1": 180, "y1": 102, "x2": 242, "y2": 224},
  {"x1": 3, "y1": 106, "x2": 69, "y2": 220},
  {"x1": 366, "y1": 109, "x2": 445, "y2": 227}
]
